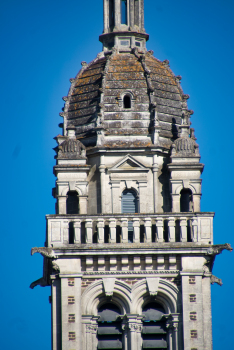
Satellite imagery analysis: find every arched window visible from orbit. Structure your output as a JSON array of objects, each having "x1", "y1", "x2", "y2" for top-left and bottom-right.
[
  {"x1": 97, "y1": 303, "x2": 123, "y2": 349},
  {"x1": 66, "y1": 191, "x2": 79, "y2": 214},
  {"x1": 122, "y1": 189, "x2": 138, "y2": 242},
  {"x1": 123, "y1": 94, "x2": 131, "y2": 109},
  {"x1": 121, "y1": 0, "x2": 127, "y2": 25},
  {"x1": 180, "y1": 189, "x2": 193, "y2": 212},
  {"x1": 142, "y1": 302, "x2": 168, "y2": 349},
  {"x1": 109, "y1": 0, "x2": 115, "y2": 28}
]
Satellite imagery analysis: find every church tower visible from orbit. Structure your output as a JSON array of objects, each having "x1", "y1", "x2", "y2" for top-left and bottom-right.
[{"x1": 31, "y1": 1, "x2": 232, "y2": 350}]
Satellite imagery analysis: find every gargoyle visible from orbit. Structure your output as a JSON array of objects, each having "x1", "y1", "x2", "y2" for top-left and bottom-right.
[
  {"x1": 211, "y1": 275, "x2": 223, "y2": 286},
  {"x1": 30, "y1": 277, "x2": 48, "y2": 289},
  {"x1": 31, "y1": 247, "x2": 55, "y2": 259}
]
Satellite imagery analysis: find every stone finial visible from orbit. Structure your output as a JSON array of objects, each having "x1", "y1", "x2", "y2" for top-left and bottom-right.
[{"x1": 58, "y1": 137, "x2": 86, "y2": 158}]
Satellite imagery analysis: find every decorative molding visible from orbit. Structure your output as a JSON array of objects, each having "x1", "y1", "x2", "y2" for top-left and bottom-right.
[{"x1": 83, "y1": 270, "x2": 180, "y2": 276}]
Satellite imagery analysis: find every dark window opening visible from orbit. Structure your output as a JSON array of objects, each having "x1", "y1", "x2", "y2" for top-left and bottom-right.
[
  {"x1": 163, "y1": 220, "x2": 169, "y2": 242},
  {"x1": 175, "y1": 219, "x2": 180, "y2": 242},
  {"x1": 180, "y1": 189, "x2": 193, "y2": 212},
  {"x1": 152, "y1": 224, "x2": 156, "y2": 242},
  {"x1": 69, "y1": 222, "x2": 74, "y2": 244},
  {"x1": 66, "y1": 191, "x2": 79, "y2": 214},
  {"x1": 136, "y1": 41, "x2": 141, "y2": 47},
  {"x1": 98, "y1": 303, "x2": 123, "y2": 350},
  {"x1": 142, "y1": 302, "x2": 168, "y2": 349},
  {"x1": 123, "y1": 95, "x2": 131, "y2": 109},
  {"x1": 121, "y1": 189, "x2": 138, "y2": 242},
  {"x1": 116, "y1": 225, "x2": 121, "y2": 243},
  {"x1": 104, "y1": 225, "x2": 110, "y2": 243},
  {"x1": 109, "y1": 0, "x2": 115, "y2": 27},
  {"x1": 140, "y1": 224, "x2": 145, "y2": 243},
  {"x1": 187, "y1": 219, "x2": 192, "y2": 242},
  {"x1": 121, "y1": 0, "x2": 127, "y2": 25}
]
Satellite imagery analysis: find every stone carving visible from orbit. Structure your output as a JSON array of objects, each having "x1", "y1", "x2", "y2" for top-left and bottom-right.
[
  {"x1": 146, "y1": 277, "x2": 160, "y2": 296},
  {"x1": 172, "y1": 136, "x2": 198, "y2": 156},
  {"x1": 207, "y1": 243, "x2": 233, "y2": 256},
  {"x1": 102, "y1": 278, "x2": 116, "y2": 297},
  {"x1": 58, "y1": 138, "x2": 86, "y2": 158},
  {"x1": 30, "y1": 277, "x2": 48, "y2": 289},
  {"x1": 52, "y1": 261, "x2": 60, "y2": 272},
  {"x1": 211, "y1": 275, "x2": 223, "y2": 286},
  {"x1": 31, "y1": 247, "x2": 55, "y2": 259}
]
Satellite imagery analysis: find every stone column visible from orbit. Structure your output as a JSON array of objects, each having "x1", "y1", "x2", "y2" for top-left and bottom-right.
[
  {"x1": 74, "y1": 220, "x2": 81, "y2": 244},
  {"x1": 121, "y1": 218, "x2": 128, "y2": 243},
  {"x1": 156, "y1": 217, "x2": 164, "y2": 242},
  {"x1": 79, "y1": 195, "x2": 88, "y2": 214},
  {"x1": 144, "y1": 218, "x2": 152, "y2": 243},
  {"x1": 133, "y1": 218, "x2": 140, "y2": 243},
  {"x1": 114, "y1": 0, "x2": 121, "y2": 29},
  {"x1": 51, "y1": 278, "x2": 61, "y2": 350},
  {"x1": 129, "y1": 0, "x2": 134, "y2": 29},
  {"x1": 192, "y1": 218, "x2": 198, "y2": 242},
  {"x1": 168, "y1": 217, "x2": 175, "y2": 242},
  {"x1": 61, "y1": 275, "x2": 82, "y2": 350},
  {"x1": 99, "y1": 155, "x2": 106, "y2": 213},
  {"x1": 152, "y1": 155, "x2": 159, "y2": 213},
  {"x1": 85, "y1": 219, "x2": 93, "y2": 244},
  {"x1": 103, "y1": 0, "x2": 109, "y2": 33},
  {"x1": 202, "y1": 276, "x2": 213, "y2": 350},
  {"x1": 97, "y1": 218, "x2": 105, "y2": 243},
  {"x1": 63, "y1": 221, "x2": 69, "y2": 244},
  {"x1": 111, "y1": 181, "x2": 121, "y2": 213},
  {"x1": 138, "y1": 180, "x2": 147, "y2": 213},
  {"x1": 171, "y1": 194, "x2": 180, "y2": 213},
  {"x1": 109, "y1": 218, "x2": 116, "y2": 243},
  {"x1": 58, "y1": 195, "x2": 67, "y2": 214},
  {"x1": 180, "y1": 217, "x2": 187, "y2": 242},
  {"x1": 140, "y1": 0, "x2": 144, "y2": 31},
  {"x1": 193, "y1": 194, "x2": 201, "y2": 212}
]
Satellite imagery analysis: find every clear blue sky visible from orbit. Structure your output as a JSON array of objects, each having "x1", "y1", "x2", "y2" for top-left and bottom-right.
[{"x1": 0, "y1": 0, "x2": 233, "y2": 348}]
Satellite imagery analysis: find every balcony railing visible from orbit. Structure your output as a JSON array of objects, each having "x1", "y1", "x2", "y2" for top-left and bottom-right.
[{"x1": 46, "y1": 213, "x2": 214, "y2": 247}]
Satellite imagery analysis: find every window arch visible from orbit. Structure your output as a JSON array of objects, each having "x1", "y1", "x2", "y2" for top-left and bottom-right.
[
  {"x1": 180, "y1": 188, "x2": 193, "y2": 212},
  {"x1": 121, "y1": 189, "x2": 138, "y2": 242},
  {"x1": 123, "y1": 94, "x2": 131, "y2": 109},
  {"x1": 66, "y1": 190, "x2": 79, "y2": 214},
  {"x1": 97, "y1": 303, "x2": 123, "y2": 349},
  {"x1": 142, "y1": 302, "x2": 168, "y2": 349}
]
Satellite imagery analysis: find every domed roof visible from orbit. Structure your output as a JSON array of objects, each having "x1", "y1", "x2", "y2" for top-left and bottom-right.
[{"x1": 61, "y1": 49, "x2": 191, "y2": 149}]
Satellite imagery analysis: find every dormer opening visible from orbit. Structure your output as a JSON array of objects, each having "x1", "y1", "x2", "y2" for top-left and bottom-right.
[
  {"x1": 123, "y1": 94, "x2": 131, "y2": 109},
  {"x1": 180, "y1": 189, "x2": 193, "y2": 212},
  {"x1": 66, "y1": 190, "x2": 79, "y2": 214},
  {"x1": 121, "y1": 0, "x2": 127, "y2": 25}
]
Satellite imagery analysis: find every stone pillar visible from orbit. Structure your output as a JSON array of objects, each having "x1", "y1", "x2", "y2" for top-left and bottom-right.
[
  {"x1": 74, "y1": 220, "x2": 81, "y2": 244},
  {"x1": 133, "y1": 218, "x2": 140, "y2": 243},
  {"x1": 99, "y1": 155, "x2": 106, "y2": 213},
  {"x1": 144, "y1": 218, "x2": 152, "y2": 243},
  {"x1": 180, "y1": 217, "x2": 187, "y2": 242},
  {"x1": 193, "y1": 194, "x2": 201, "y2": 212},
  {"x1": 61, "y1": 275, "x2": 82, "y2": 350},
  {"x1": 168, "y1": 217, "x2": 175, "y2": 242},
  {"x1": 121, "y1": 218, "x2": 128, "y2": 243},
  {"x1": 111, "y1": 181, "x2": 121, "y2": 213},
  {"x1": 140, "y1": 0, "x2": 144, "y2": 30},
  {"x1": 129, "y1": 0, "x2": 134, "y2": 29},
  {"x1": 79, "y1": 195, "x2": 88, "y2": 214},
  {"x1": 171, "y1": 194, "x2": 180, "y2": 213},
  {"x1": 85, "y1": 219, "x2": 93, "y2": 244},
  {"x1": 51, "y1": 278, "x2": 61, "y2": 350},
  {"x1": 156, "y1": 217, "x2": 164, "y2": 242},
  {"x1": 192, "y1": 218, "x2": 198, "y2": 242},
  {"x1": 63, "y1": 221, "x2": 69, "y2": 244},
  {"x1": 152, "y1": 156, "x2": 159, "y2": 213},
  {"x1": 114, "y1": 0, "x2": 121, "y2": 29},
  {"x1": 202, "y1": 276, "x2": 213, "y2": 350},
  {"x1": 103, "y1": 0, "x2": 109, "y2": 33},
  {"x1": 58, "y1": 195, "x2": 67, "y2": 214},
  {"x1": 97, "y1": 218, "x2": 105, "y2": 243},
  {"x1": 109, "y1": 218, "x2": 116, "y2": 243},
  {"x1": 138, "y1": 180, "x2": 147, "y2": 213}
]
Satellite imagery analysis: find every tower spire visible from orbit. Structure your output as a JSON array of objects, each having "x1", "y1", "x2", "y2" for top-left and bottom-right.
[{"x1": 100, "y1": 0, "x2": 149, "y2": 51}]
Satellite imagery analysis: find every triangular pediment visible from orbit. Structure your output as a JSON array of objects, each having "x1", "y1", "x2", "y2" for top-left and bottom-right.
[{"x1": 109, "y1": 155, "x2": 149, "y2": 172}]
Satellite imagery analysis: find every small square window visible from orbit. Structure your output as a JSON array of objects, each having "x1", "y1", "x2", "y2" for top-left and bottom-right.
[
  {"x1": 68, "y1": 278, "x2": 75, "y2": 286},
  {"x1": 68, "y1": 332, "x2": 76, "y2": 340},
  {"x1": 68, "y1": 314, "x2": 75, "y2": 323},
  {"x1": 136, "y1": 41, "x2": 141, "y2": 47},
  {"x1": 120, "y1": 40, "x2": 129, "y2": 46},
  {"x1": 190, "y1": 312, "x2": 197, "y2": 321},
  {"x1": 190, "y1": 330, "x2": 197, "y2": 339},
  {"x1": 68, "y1": 296, "x2": 75, "y2": 304},
  {"x1": 189, "y1": 276, "x2": 196, "y2": 285},
  {"x1": 189, "y1": 294, "x2": 196, "y2": 302}
]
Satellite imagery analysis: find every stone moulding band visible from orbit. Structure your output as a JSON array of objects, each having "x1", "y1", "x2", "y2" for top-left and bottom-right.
[{"x1": 82, "y1": 270, "x2": 180, "y2": 276}]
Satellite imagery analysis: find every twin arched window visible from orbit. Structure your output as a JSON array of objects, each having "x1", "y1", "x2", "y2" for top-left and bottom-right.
[{"x1": 97, "y1": 302, "x2": 168, "y2": 349}]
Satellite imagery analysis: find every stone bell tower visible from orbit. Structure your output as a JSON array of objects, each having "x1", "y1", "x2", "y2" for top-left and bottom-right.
[{"x1": 31, "y1": 1, "x2": 232, "y2": 350}]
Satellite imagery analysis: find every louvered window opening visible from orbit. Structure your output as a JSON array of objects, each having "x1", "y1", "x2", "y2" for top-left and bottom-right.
[
  {"x1": 98, "y1": 303, "x2": 123, "y2": 349},
  {"x1": 142, "y1": 303, "x2": 167, "y2": 349},
  {"x1": 121, "y1": 189, "x2": 138, "y2": 243}
]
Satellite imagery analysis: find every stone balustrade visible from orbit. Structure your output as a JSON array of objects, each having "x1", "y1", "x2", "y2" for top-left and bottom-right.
[{"x1": 46, "y1": 213, "x2": 214, "y2": 247}]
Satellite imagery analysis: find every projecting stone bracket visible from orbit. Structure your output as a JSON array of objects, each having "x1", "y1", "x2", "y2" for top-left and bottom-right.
[
  {"x1": 31, "y1": 247, "x2": 56, "y2": 259},
  {"x1": 30, "y1": 277, "x2": 48, "y2": 289},
  {"x1": 206, "y1": 243, "x2": 233, "y2": 256},
  {"x1": 210, "y1": 275, "x2": 223, "y2": 286}
]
